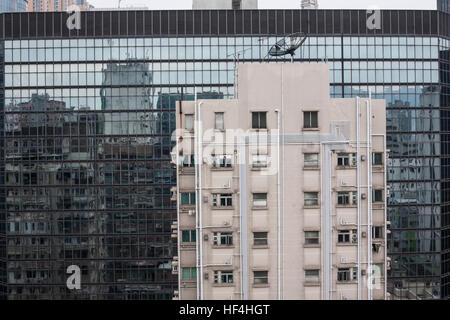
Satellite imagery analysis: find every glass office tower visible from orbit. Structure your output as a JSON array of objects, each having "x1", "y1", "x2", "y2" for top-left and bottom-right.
[
  {"x1": 438, "y1": 0, "x2": 449, "y2": 13},
  {"x1": 0, "y1": 0, "x2": 28, "y2": 13},
  {"x1": 0, "y1": 9, "x2": 449, "y2": 300}
]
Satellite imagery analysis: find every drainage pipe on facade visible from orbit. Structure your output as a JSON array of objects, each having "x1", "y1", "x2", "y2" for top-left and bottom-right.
[
  {"x1": 198, "y1": 100, "x2": 205, "y2": 300},
  {"x1": 176, "y1": 129, "x2": 182, "y2": 300},
  {"x1": 194, "y1": 89, "x2": 200, "y2": 300},
  {"x1": 366, "y1": 96, "x2": 373, "y2": 301},
  {"x1": 356, "y1": 96, "x2": 362, "y2": 300},
  {"x1": 275, "y1": 109, "x2": 281, "y2": 301}
]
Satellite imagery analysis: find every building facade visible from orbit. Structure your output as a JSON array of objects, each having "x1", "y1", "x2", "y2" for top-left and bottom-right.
[
  {"x1": 174, "y1": 63, "x2": 387, "y2": 300},
  {"x1": 438, "y1": 0, "x2": 449, "y2": 13},
  {"x1": 0, "y1": 9, "x2": 448, "y2": 300},
  {"x1": 193, "y1": 0, "x2": 258, "y2": 10},
  {"x1": 27, "y1": 0, "x2": 91, "y2": 12},
  {"x1": 0, "y1": 0, "x2": 28, "y2": 13}
]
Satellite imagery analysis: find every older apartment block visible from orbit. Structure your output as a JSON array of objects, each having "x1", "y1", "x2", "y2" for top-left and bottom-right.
[{"x1": 173, "y1": 63, "x2": 388, "y2": 300}]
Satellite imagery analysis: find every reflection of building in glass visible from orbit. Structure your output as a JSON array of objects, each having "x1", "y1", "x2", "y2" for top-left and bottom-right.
[
  {"x1": 4, "y1": 94, "x2": 107, "y2": 299},
  {"x1": 438, "y1": 0, "x2": 449, "y2": 13},
  {"x1": 0, "y1": 0, "x2": 27, "y2": 12}
]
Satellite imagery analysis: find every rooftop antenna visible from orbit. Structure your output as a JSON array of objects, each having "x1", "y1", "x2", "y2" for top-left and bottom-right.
[
  {"x1": 267, "y1": 32, "x2": 308, "y2": 63},
  {"x1": 228, "y1": 47, "x2": 252, "y2": 98}
]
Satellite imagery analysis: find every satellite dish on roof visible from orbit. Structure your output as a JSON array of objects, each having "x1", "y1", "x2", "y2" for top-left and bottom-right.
[{"x1": 267, "y1": 32, "x2": 307, "y2": 62}]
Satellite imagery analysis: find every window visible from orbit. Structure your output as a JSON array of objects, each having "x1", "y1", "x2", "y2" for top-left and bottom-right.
[
  {"x1": 182, "y1": 230, "x2": 196, "y2": 243},
  {"x1": 337, "y1": 153, "x2": 356, "y2": 167},
  {"x1": 303, "y1": 111, "x2": 318, "y2": 129},
  {"x1": 253, "y1": 193, "x2": 267, "y2": 207},
  {"x1": 254, "y1": 271, "x2": 268, "y2": 285},
  {"x1": 305, "y1": 231, "x2": 319, "y2": 245},
  {"x1": 212, "y1": 154, "x2": 232, "y2": 168},
  {"x1": 373, "y1": 189, "x2": 383, "y2": 202},
  {"x1": 213, "y1": 194, "x2": 233, "y2": 207},
  {"x1": 338, "y1": 230, "x2": 351, "y2": 243},
  {"x1": 337, "y1": 192, "x2": 350, "y2": 205},
  {"x1": 253, "y1": 232, "x2": 268, "y2": 246},
  {"x1": 213, "y1": 232, "x2": 233, "y2": 246},
  {"x1": 304, "y1": 153, "x2": 319, "y2": 168},
  {"x1": 185, "y1": 114, "x2": 194, "y2": 131},
  {"x1": 304, "y1": 192, "x2": 319, "y2": 206},
  {"x1": 215, "y1": 112, "x2": 224, "y2": 130},
  {"x1": 372, "y1": 152, "x2": 383, "y2": 165},
  {"x1": 372, "y1": 226, "x2": 383, "y2": 239},
  {"x1": 181, "y1": 192, "x2": 196, "y2": 206},
  {"x1": 305, "y1": 270, "x2": 320, "y2": 282},
  {"x1": 214, "y1": 270, "x2": 233, "y2": 284},
  {"x1": 252, "y1": 154, "x2": 268, "y2": 168},
  {"x1": 181, "y1": 155, "x2": 195, "y2": 168},
  {"x1": 337, "y1": 268, "x2": 350, "y2": 282},
  {"x1": 182, "y1": 267, "x2": 197, "y2": 280},
  {"x1": 252, "y1": 112, "x2": 267, "y2": 129}
]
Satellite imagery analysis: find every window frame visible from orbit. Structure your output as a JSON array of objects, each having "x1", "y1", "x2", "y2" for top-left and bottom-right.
[
  {"x1": 253, "y1": 271, "x2": 268, "y2": 285},
  {"x1": 212, "y1": 193, "x2": 233, "y2": 207},
  {"x1": 305, "y1": 231, "x2": 320, "y2": 245},
  {"x1": 303, "y1": 111, "x2": 319, "y2": 129},
  {"x1": 185, "y1": 114, "x2": 194, "y2": 131},
  {"x1": 253, "y1": 193, "x2": 268, "y2": 207},
  {"x1": 252, "y1": 112, "x2": 267, "y2": 130},
  {"x1": 253, "y1": 232, "x2": 268, "y2": 246},
  {"x1": 213, "y1": 232, "x2": 233, "y2": 246},
  {"x1": 304, "y1": 192, "x2": 319, "y2": 206},
  {"x1": 304, "y1": 153, "x2": 319, "y2": 168},
  {"x1": 305, "y1": 269, "x2": 320, "y2": 283},
  {"x1": 215, "y1": 112, "x2": 224, "y2": 130}
]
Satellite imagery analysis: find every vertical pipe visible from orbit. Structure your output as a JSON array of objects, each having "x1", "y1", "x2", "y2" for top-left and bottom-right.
[
  {"x1": 194, "y1": 88, "x2": 200, "y2": 300},
  {"x1": 176, "y1": 122, "x2": 182, "y2": 300},
  {"x1": 325, "y1": 146, "x2": 332, "y2": 300},
  {"x1": 275, "y1": 109, "x2": 281, "y2": 300},
  {"x1": 239, "y1": 136, "x2": 248, "y2": 299},
  {"x1": 366, "y1": 96, "x2": 372, "y2": 301},
  {"x1": 356, "y1": 96, "x2": 361, "y2": 300},
  {"x1": 383, "y1": 134, "x2": 387, "y2": 300},
  {"x1": 198, "y1": 101, "x2": 204, "y2": 300}
]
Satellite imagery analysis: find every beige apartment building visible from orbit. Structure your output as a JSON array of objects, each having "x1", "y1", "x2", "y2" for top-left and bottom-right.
[
  {"x1": 27, "y1": 0, "x2": 90, "y2": 12},
  {"x1": 172, "y1": 63, "x2": 389, "y2": 300}
]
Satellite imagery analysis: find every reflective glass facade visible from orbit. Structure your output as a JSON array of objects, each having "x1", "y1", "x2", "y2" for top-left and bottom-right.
[
  {"x1": 0, "y1": 9, "x2": 449, "y2": 300},
  {"x1": 0, "y1": 0, "x2": 28, "y2": 13},
  {"x1": 439, "y1": 0, "x2": 450, "y2": 13}
]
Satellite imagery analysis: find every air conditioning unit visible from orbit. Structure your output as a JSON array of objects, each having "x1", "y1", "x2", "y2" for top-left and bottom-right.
[
  {"x1": 188, "y1": 210, "x2": 195, "y2": 216},
  {"x1": 204, "y1": 273, "x2": 209, "y2": 280},
  {"x1": 361, "y1": 269, "x2": 367, "y2": 276},
  {"x1": 361, "y1": 193, "x2": 367, "y2": 200},
  {"x1": 203, "y1": 196, "x2": 208, "y2": 203},
  {"x1": 223, "y1": 221, "x2": 231, "y2": 227},
  {"x1": 361, "y1": 155, "x2": 366, "y2": 161},
  {"x1": 204, "y1": 235, "x2": 209, "y2": 241},
  {"x1": 340, "y1": 257, "x2": 347, "y2": 264},
  {"x1": 361, "y1": 232, "x2": 367, "y2": 238}
]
